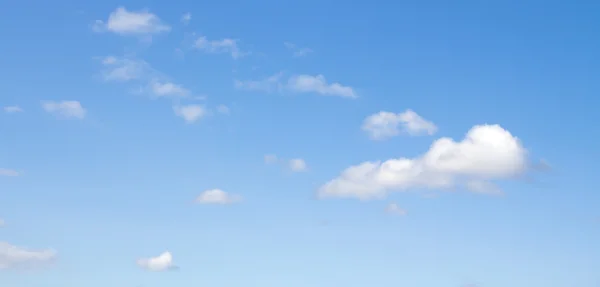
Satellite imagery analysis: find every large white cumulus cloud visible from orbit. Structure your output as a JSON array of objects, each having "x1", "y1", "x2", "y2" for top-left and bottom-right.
[{"x1": 318, "y1": 125, "x2": 528, "y2": 199}]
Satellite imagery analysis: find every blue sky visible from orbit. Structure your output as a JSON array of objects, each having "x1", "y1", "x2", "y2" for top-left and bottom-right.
[{"x1": 1, "y1": 0, "x2": 599, "y2": 286}]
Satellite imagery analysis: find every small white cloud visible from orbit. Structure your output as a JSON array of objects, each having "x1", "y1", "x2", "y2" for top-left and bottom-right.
[
  {"x1": 196, "y1": 189, "x2": 241, "y2": 204},
  {"x1": 100, "y1": 56, "x2": 151, "y2": 82},
  {"x1": 173, "y1": 105, "x2": 206, "y2": 123},
  {"x1": 264, "y1": 154, "x2": 308, "y2": 173},
  {"x1": 236, "y1": 73, "x2": 356, "y2": 98},
  {"x1": 264, "y1": 154, "x2": 278, "y2": 164},
  {"x1": 181, "y1": 13, "x2": 191, "y2": 25},
  {"x1": 287, "y1": 74, "x2": 356, "y2": 98},
  {"x1": 234, "y1": 73, "x2": 283, "y2": 93},
  {"x1": 3, "y1": 106, "x2": 23, "y2": 113},
  {"x1": 150, "y1": 81, "x2": 189, "y2": 97},
  {"x1": 284, "y1": 42, "x2": 313, "y2": 57},
  {"x1": 99, "y1": 56, "x2": 192, "y2": 100},
  {"x1": 386, "y1": 203, "x2": 407, "y2": 216},
  {"x1": 194, "y1": 36, "x2": 245, "y2": 59},
  {"x1": 362, "y1": 110, "x2": 437, "y2": 140},
  {"x1": 216, "y1": 105, "x2": 230, "y2": 115},
  {"x1": 318, "y1": 125, "x2": 529, "y2": 200},
  {"x1": 0, "y1": 242, "x2": 57, "y2": 270},
  {"x1": 289, "y1": 158, "x2": 308, "y2": 172},
  {"x1": 137, "y1": 251, "x2": 177, "y2": 272},
  {"x1": 0, "y1": 169, "x2": 20, "y2": 177},
  {"x1": 42, "y1": 101, "x2": 86, "y2": 119},
  {"x1": 93, "y1": 7, "x2": 170, "y2": 35}
]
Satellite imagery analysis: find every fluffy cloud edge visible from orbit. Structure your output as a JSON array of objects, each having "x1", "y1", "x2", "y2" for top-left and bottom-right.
[
  {"x1": 93, "y1": 7, "x2": 170, "y2": 36},
  {"x1": 137, "y1": 251, "x2": 177, "y2": 271}
]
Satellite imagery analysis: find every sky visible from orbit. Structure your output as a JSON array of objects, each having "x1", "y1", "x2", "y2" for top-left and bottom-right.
[{"x1": 1, "y1": 0, "x2": 599, "y2": 286}]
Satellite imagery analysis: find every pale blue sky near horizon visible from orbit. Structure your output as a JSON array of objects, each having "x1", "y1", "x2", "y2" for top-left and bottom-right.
[{"x1": 1, "y1": 0, "x2": 599, "y2": 286}]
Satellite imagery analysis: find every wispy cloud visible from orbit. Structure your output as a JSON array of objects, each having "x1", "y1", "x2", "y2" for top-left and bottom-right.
[
  {"x1": 234, "y1": 72, "x2": 283, "y2": 93},
  {"x1": 362, "y1": 110, "x2": 437, "y2": 140},
  {"x1": 235, "y1": 73, "x2": 356, "y2": 98},
  {"x1": 98, "y1": 56, "x2": 191, "y2": 99},
  {"x1": 100, "y1": 56, "x2": 152, "y2": 82},
  {"x1": 284, "y1": 42, "x2": 313, "y2": 57},
  {"x1": 181, "y1": 13, "x2": 191, "y2": 25},
  {"x1": 96, "y1": 56, "x2": 228, "y2": 124},
  {"x1": 41, "y1": 101, "x2": 87, "y2": 119},
  {"x1": 0, "y1": 242, "x2": 57, "y2": 270},
  {"x1": 194, "y1": 36, "x2": 246, "y2": 59},
  {"x1": 216, "y1": 105, "x2": 230, "y2": 115},
  {"x1": 150, "y1": 81, "x2": 189, "y2": 97},
  {"x1": 287, "y1": 74, "x2": 356, "y2": 98},
  {"x1": 288, "y1": 158, "x2": 308, "y2": 172},
  {"x1": 264, "y1": 154, "x2": 309, "y2": 173},
  {"x1": 264, "y1": 154, "x2": 278, "y2": 164},
  {"x1": 173, "y1": 105, "x2": 206, "y2": 123},
  {"x1": 385, "y1": 203, "x2": 407, "y2": 216},
  {"x1": 0, "y1": 168, "x2": 20, "y2": 177},
  {"x1": 3, "y1": 106, "x2": 23, "y2": 113},
  {"x1": 195, "y1": 189, "x2": 242, "y2": 204}
]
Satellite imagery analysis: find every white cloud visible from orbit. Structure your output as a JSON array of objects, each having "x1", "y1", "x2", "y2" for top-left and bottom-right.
[
  {"x1": 235, "y1": 73, "x2": 356, "y2": 98},
  {"x1": 386, "y1": 203, "x2": 407, "y2": 216},
  {"x1": 3, "y1": 106, "x2": 23, "y2": 113},
  {"x1": 195, "y1": 36, "x2": 244, "y2": 59},
  {"x1": 99, "y1": 56, "x2": 193, "y2": 100},
  {"x1": 284, "y1": 42, "x2": 313, "y2": 57},
  {"x1": 100, "y1": 56, "x2": 151, "y2": 82},
  {"x1": 287, "y1": 75, "x2": 356, "y2": 98},
  {"x1": 195, "y1": 189, "x2": 241, "y2": 204},
  {"x1": 264, "y1": 154, "x2": 308, "y2": 173},
  {"x1": 264, "y1": 154, "x2": 278, "y2": 164},
  {"x1": 362, "y1": 110, "x2": 437, "y2": 140},
  {"x1": 216, "y1": 105, "x2": 230, "y2": 115},
  {"x1": 181, "y1": 13, "x2": 191, "y2": 25},
  {"x1": 0, "y1": 219, "x2": 4, "y2": 227},
  {"x1": 41, "y1": 101, "x2": 86, "y2": 119},
  {"x1": 0, "y1": 242, "x2": 57, "y2": 270},
  {"x1": 318, "y1": 125, "x2": 528, "y2": 200},
  {"x1": 0, "y1": 168, "x2": 20, "y2": 177},
  {"x1": 234, "y1": 73, "x2": 283, "y2": 93},
  {"x1": 289, "y1": 158, "x2": 308, "y2": 172},
  {"x1": 150, "y1": 81, "x2": 189, "y2": 97},
  {"x1": 98, "y1": 56, "x2": 208, "y2": 123},
  {"x1": 137, "y1": 251, "x2": 177, "y2": 272},
  {"x1": 93, "y1": 7, "x2": 170, "y2": 35},
  {"x1": 173, "y1": 105, "x2": 206, "y2": 123}
]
